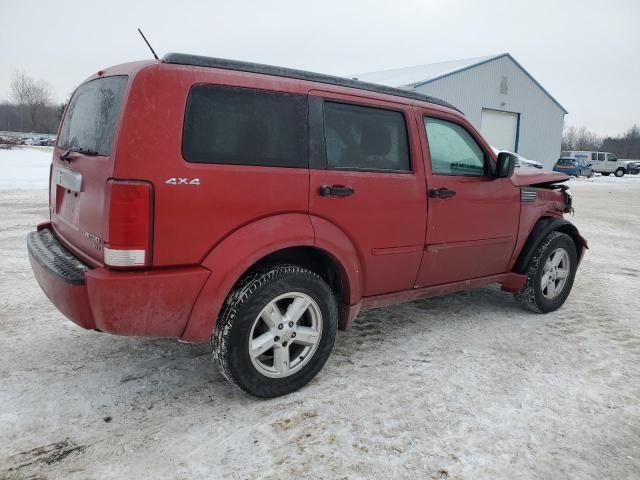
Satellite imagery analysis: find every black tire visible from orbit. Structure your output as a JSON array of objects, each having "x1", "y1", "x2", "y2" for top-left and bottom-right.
[
  {"x1": 516, "y1": 231, "x2": 578, "y2": 313},
  {"x1": 602, "y1": 173, "x2": 610, "y2": 176},
  {"x1": 212, "y1": 264, "x2": 338, "y2": 398},
  {"x1": 615, "y1": 168, "x2": 625, "y2": 177}
]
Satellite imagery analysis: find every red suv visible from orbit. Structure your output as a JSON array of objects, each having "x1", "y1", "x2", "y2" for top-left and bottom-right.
[{"x1": 28, "y1": 53, "x2": 587, "y2": 397}]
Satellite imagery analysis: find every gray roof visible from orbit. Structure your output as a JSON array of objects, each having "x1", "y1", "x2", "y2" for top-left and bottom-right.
[{"x1": 353, "y1": 53, "x2": 568, "y2": 114}]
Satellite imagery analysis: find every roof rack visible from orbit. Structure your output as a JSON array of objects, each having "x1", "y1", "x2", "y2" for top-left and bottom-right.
[{"x1": 161, "y1": 53, "x2": 461, "y2": 113}]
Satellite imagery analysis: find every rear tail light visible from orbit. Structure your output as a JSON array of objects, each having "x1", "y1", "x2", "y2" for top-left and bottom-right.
[{"x1": 103, "y1": 179, "x2": 153, "y2": 268}]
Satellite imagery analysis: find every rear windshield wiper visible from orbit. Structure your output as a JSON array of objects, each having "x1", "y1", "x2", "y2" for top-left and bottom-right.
[
  {"x1": 59, "y1": 147, "x2": 100, "y2": 161},
  {"x1": 60, "y1": 149, "x2": 74, "y2": 161}
]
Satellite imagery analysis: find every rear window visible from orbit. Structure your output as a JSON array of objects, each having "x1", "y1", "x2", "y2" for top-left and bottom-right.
[
  {"x1": 558, "y1": 159, "x2": 574, "y2": 166},
  {"x1": 182, "y1": 85, "x2": 308, "y2": 168},
  {"x1": 58, "y1": 76, "x2": 128, "y2": 156}
]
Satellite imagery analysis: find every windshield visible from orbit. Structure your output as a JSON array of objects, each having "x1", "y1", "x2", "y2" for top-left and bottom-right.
[{"x1": 58, "y1": 76, "x2": 128, "y2": 156}]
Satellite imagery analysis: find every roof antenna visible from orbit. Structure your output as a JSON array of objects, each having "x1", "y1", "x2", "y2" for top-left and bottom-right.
[{"x1": 137, "y1": 28, "x2": 159, "y2": 60}]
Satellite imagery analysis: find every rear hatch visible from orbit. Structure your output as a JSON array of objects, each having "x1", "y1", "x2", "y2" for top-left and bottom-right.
[{"x1": 51, "y1": 75, "x2": 128, "y2": 266}]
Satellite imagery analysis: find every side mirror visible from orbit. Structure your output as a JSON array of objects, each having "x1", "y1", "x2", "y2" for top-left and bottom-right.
[{"x1": 496, "y1": 152, "x2": 516, "y2": 178}]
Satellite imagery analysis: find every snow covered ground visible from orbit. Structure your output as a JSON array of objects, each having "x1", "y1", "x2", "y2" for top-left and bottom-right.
[
  {"x1": 1, "y1": 163, "x2": 639, "y2": 478},
  {"x1": 1, "y1": 146, "x2": 53, "y2": 189}
]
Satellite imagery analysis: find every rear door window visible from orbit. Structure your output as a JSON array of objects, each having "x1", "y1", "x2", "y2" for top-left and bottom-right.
[
  {"x1": 182, "y1": 85, "x2": 308, "y2": 168},
  {"x1": 58, "y1": 76, "x2": 128, "y2": 156},
  {"x1": 323, "y1": 102, "x2": 411, "y2": 172},
  {"x1": 598, "y1": 153, "x2": 605, "y2": 161}
]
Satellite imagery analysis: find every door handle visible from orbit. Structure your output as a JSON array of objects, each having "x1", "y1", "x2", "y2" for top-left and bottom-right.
[
  {"x1": 429, "y1": 188, "x2": 456, "y2": 199},
  {"x1": 319, "y1": 185, "x2": 355, "y2": 197}
]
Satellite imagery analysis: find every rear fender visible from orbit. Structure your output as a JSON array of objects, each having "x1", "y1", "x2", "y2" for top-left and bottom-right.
[
  {"x1": 309, "y1": 215, "x2": 365, "y2": 331},
  {"x1": 180, "y1": 213, "x2": 314, "y2": 342},
  {"x1": 180, "y1": 213, "x2": 365, "y2": 342},
  {"x1": 513, "y1": 217, "x2": 588, "y2": 274}
]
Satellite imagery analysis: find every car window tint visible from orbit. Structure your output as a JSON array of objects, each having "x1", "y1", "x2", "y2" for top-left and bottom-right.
[
  {"x1": 607, "y1": 153, "x2": 617, "y2": 161},
  {"x1": 424, "y1": 117, "x2": 485, "y2": 176},
  {"x1": 323, "y1": 102, "x2": 410, "y2": 172},
  {"x1": 183, "y1": 85, "x2": 308, "y2": 168},
  {"x1": 591, "y1": 152, "x2": 597, "y2": 161},
  {"x1": 598, "y1": 153, "x2": 605, "y2": 161}
]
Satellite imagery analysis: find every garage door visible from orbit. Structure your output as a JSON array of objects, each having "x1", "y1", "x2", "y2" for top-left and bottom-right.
[{"x1": 480, "y1": 109, "x2": 519, "y2": 152}]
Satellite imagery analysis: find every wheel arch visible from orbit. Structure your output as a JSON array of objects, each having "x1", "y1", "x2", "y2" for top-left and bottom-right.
[
  {"x1": 513, "y1": 216, "x2": 588, "y2": 274},
  {"x1": 180, "y1": 213, "x2": 363, "y2": 342}
]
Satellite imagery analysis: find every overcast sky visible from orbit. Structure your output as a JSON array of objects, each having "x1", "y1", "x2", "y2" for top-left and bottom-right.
[{"x1": 1, "y1": 0, "x2": 638, "y2": 136}]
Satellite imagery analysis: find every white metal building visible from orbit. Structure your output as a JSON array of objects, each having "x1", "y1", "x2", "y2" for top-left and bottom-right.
[{"x1": 354, "y1": 54, "x2": 567, "y2": 168}]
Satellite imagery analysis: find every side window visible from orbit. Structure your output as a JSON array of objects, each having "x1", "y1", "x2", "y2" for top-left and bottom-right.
[
  {"x1": 424, "y1": 117, "x2": 486, "y2": 176},
  {"x1": 607, "y1": 153, "x2": 617, "y2": 161},
  {"x1": 182, "y1": 85, "x2": 308, "y2": 167},
  {"x1": 323, "y1": 101, "x2": 410, "y2": 172},
  {"x1": 591, "y1": 152, "x2": 597, "y2": 161},
  {"x1": 598, "y1": 153, "x2": 605, "y2": 161}
]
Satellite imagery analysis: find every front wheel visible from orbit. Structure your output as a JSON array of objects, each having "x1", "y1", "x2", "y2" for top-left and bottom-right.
[
  {"x1": 615, "y1": 168, "x2": 625, "y2": 177},
  {"x1": 212, "y1": 264, "x2": 337, "y2": 398},
  {"x1": 516, "y1": 231, "x2": 577, "y2": 313}
]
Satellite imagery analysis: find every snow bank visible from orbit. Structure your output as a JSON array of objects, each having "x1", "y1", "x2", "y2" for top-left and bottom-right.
[{"x1": 0, "y1": 146, "x2": 53, "y2": 189}]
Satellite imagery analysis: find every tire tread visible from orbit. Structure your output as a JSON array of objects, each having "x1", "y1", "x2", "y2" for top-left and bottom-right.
[{"x1": 212, "y1": 264, "x2": 336, "y2": 397}]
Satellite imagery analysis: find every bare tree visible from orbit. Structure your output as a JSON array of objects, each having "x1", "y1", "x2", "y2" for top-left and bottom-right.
[
  {"x1": 562, "y1": 125, "x2": 601, "y2": 151},
  {"x1": 10, "y1": 70, "x2": 53, "y2": 132},
  {"x1": 561, "y1": 125, "x2": 578, "y2": 151},
  {"x1": 601, "y1": 124, "x2": 640, "y2": 159}
]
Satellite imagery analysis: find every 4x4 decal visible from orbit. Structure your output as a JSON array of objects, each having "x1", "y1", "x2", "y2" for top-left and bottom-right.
[{"x1": 165, "y1": 177, "x2": 200, "y2": 185}]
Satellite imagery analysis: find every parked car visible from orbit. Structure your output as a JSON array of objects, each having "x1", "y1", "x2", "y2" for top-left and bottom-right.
[
  {"x1": 560, "y1": 150, "x2": 634, "y2": 177},
  {"x1": 625, "y1": 161, "x2": 640, "y2": 175},
  {"x1": 553, "y1": 158, "x2": 594, "y2": 178},
  {"x1": 517, "y1": 155, "x2": 544, "y2": 169},
  {"x1": 27, "y1": 53, "x2": 587, "y2": 397},
  {"x1": 491, "y1": 147, "x2": 544, "y2": 169}
]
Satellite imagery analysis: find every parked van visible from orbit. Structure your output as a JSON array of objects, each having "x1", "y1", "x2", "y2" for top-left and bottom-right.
[
  {"x1": 560, "y1": 151, "x2": 633, "y2": 177},
  {"x1": 28, "y1": 53, "x2": 586, "y2": 397}
]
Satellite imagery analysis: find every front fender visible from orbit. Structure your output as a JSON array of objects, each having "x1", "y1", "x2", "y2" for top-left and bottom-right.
[
  {"x1": 180, "y1": 213, "x2": 315, "y2": 342},
  {"x1": 513, "y1": 217, "x2": 588, "y2": 274}
]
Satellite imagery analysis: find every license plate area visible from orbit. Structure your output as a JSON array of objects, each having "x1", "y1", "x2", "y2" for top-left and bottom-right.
[{"x1": 54, "y1": 165, "x2": 82, "y2": 192}]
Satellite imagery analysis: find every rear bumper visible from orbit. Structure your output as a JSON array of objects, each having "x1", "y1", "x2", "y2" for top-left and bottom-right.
[{"x1": 27, "y1": 226, "x2": 210, "y2": 337}]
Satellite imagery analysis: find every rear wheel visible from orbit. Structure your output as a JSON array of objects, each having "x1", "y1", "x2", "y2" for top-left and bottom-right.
[
  {"x1": 212, "y1": 264, "x2": 337, "y2": 398},
  {"x1": 516, "y1": 231, "x2": 577, "y2": 313},
  {"x1": 615, "y1": 168, "x2": 625, "y2": 177}
]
